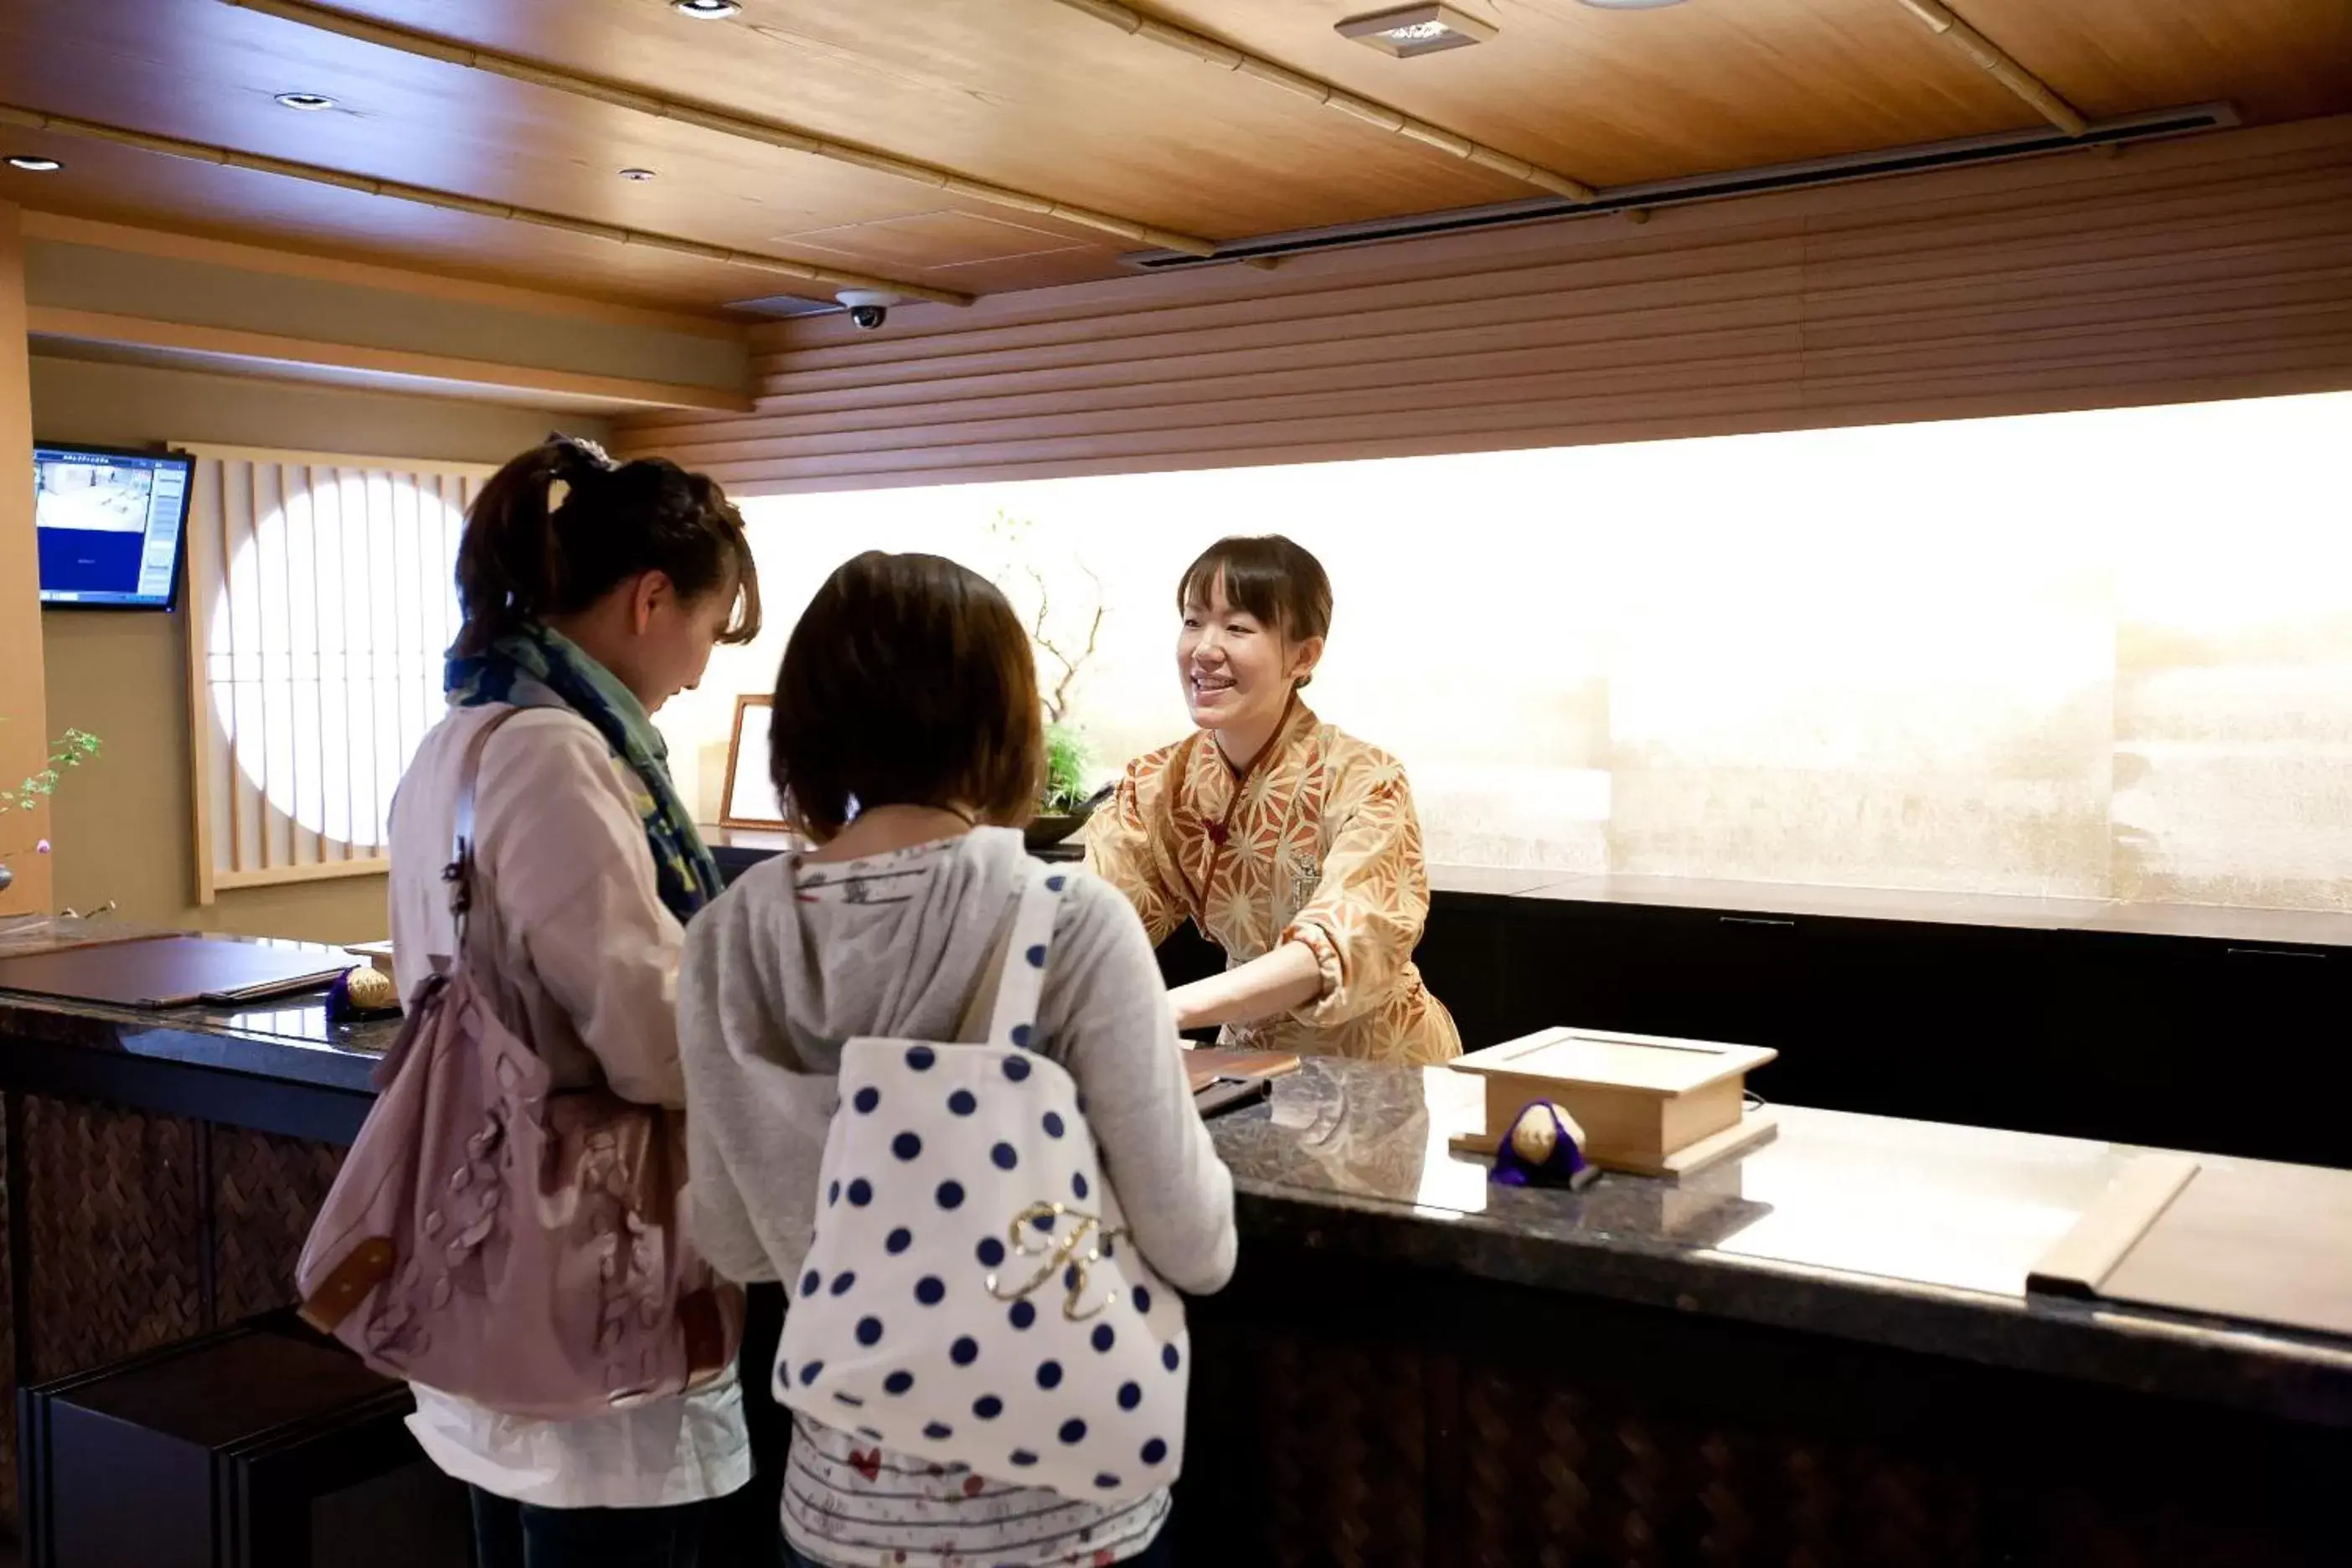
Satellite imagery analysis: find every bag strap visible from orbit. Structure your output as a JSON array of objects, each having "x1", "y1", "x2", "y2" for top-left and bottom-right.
[
  {"x1": 947, "y1": 861, "x2": 1070, "y2": 1048},
  {"x1": 979, "y1": 862, "x2": 1069, "y2": 1051},
  {"x1": 952, "y1": 900, "x2": 1019, "y2": 1045},
  {"x1": 446, "y1": 706, "x2": 530, "y2": 957}
]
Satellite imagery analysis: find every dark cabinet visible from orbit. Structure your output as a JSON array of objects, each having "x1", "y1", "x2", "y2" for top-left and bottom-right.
[{"x1": 18, "y1": 1315, "x2": 471, "y2": 1568}]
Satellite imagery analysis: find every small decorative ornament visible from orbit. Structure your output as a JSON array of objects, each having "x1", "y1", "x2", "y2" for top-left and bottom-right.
[
  {"x1": 1492, "y1": 1100, "x2": 1598, "y2": 1190},
  {"x1": 550, "y1": 431, "x2": 619, "y2": 471},
  {"x1": 328, "y1": 964, "x2": 402, "y2": 1022},
  {"x1": 1510, "y1": 1108, "x2": 1559, "y2": 1164}
]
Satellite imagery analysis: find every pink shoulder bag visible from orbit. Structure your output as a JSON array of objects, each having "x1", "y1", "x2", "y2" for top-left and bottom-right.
[{"x1": 297, "y1": 708, "x2": 741, "y2": 1417}]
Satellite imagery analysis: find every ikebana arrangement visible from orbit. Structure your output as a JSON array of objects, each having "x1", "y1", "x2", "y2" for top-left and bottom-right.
[
  {"x1": 0, "y1": 724, "x2": 101, "y2": 895},
  {"x1": 986, "y1": 513, "x2": 1113, "y2": 846}
]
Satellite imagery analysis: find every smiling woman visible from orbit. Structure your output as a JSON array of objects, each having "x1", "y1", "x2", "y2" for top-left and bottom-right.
[{"x1": 1085, "y1": 534, "x2": 1463, "y2": 1066}]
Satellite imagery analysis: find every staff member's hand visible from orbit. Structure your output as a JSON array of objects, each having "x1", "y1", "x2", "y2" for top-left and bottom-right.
[{"x1": 1168, "y1": 940, "x2": 1323, "y2": 1033}]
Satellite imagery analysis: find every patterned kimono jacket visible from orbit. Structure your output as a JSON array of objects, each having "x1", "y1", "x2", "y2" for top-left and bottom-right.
[{"x1": 1086, "y1": 700, "x2": 1462, "y2": 1066}]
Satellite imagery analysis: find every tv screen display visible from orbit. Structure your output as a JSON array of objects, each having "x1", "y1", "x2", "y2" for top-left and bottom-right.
[{"x1": 34, "y1": 443, "x2": 193, "y2": 609}]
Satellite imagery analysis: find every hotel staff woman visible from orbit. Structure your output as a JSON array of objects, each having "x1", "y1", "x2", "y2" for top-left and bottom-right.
[{"x1": 1086, "y1": 535, "x2": 1461, "y2": 1065}]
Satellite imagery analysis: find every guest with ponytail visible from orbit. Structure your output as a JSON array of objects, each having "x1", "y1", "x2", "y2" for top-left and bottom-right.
[
  {"x1": 451, "y1": 435, "x2": 760, "y2": 658},
  {"x1": 385, "y1": 435, "x2": 761, "y2": 1568}
]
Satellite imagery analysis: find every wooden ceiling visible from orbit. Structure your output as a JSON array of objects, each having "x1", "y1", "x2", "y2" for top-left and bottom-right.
[{"x1": 0, "y1": 0, "x2": 2345, "y2": 318}]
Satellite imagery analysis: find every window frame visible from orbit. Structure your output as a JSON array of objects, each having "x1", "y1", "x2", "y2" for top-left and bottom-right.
[{"x1": 178, "y1": 443, "x2": 493, "y2": 904}]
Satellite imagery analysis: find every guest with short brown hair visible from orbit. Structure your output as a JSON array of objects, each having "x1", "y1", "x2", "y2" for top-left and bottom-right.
[{"x1": 678, "y1": 550, "x2": 1235, "y2": 1568}]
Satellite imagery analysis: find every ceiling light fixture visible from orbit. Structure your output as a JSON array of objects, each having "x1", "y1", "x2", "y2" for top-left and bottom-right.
[
  {"x1": 619, "y1": 167, "x2": 658, "y2": 180},
  {"x1": 1336, "y1": 4, "x2": 1497, "y2": 57},
  {"x1": 1576, "y1": 0, "x2": 1689, "y2": 10},
  {"x1": 273, "y1": 91, "x2": 338, "y2": 111},
  {"x1": 669, "y1": 0, "x2": 740, "y2": 18},
  {"x1": 5, "y1": 155, "x2": 64, "y2": 173}
]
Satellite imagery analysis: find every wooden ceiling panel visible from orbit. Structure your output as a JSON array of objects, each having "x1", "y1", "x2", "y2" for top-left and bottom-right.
[
  {"x1": 325, "y1": 0, "x2": 1534, "y2": 234},
  {"x1": 1144, "y1": 0, "x2": 2042, "y2": 188},
  {"x1": 0, "y1": 0, "x2": 1127, "y2": 249},
  {"x1": 0, "y1": 135, "x2": 773, "y2": 311},
  {"x1": 776, "y1": 210, "x2": 1110, "y2": 271},
  {"x1": 1958, "y1": 0, "x2": 2352, "y2": 126},
  {"x1": 2, "y1": 0, "x2": 2346, "y2": 318}
]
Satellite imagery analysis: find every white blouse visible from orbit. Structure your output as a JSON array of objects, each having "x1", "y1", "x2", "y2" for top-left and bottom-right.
[{"x1": 386, "y1": 701, "x2": 750, "y2": 1509}]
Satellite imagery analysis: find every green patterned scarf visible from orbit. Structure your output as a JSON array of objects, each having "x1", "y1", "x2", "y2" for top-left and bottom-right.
[{"x1": 446, "y1": 624, "x2": 725, "y2": 921}]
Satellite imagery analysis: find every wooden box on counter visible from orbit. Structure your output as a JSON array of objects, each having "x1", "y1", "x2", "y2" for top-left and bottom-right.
[{"x1": 1448, "y1": 1026, "x2": 1777, "y2": 1178}]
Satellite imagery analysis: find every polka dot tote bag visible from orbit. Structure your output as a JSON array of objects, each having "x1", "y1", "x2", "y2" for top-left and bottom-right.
[{"x1": 776, "y1": 862, "x2": 1190, "y2": 1504}]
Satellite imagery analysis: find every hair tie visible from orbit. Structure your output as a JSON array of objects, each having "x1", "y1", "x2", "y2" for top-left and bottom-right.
[{"x1": 547, "y1": 431, "x2": 619, "y2": 473}]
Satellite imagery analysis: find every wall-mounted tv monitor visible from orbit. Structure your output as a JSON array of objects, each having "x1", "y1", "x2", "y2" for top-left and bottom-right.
[{"x1": 34, "y1": 442, "x2": 193, "y2": 610}]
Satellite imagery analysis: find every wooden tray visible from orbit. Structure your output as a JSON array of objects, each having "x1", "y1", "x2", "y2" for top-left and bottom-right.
[{"x1": 1448, "y1": 1027, "x2": 1778, "y2": 1179}]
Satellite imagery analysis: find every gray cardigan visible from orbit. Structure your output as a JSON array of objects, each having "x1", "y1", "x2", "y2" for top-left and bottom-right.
[{"x1": 677, "y1": 827, "x2": 1238, "y2": 1298}]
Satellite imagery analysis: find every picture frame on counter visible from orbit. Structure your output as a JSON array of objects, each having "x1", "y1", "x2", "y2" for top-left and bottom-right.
[{"x1": 720, "y1": 694, "x2": 789, "y2": 830}]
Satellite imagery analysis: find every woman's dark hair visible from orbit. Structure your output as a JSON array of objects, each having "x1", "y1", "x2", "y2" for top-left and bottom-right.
[
  {"x1": 1179, "y1": 534, "x2": 1333, "y2": 642},
  {"x1": 451, "y1": 436, "x2": 761, "y2": 656},
  {"x1": 771, "y1": 551, "x2": 1044, "y2": 842},
  {"x1": 1178, "y1": 534, "x2": 1333, "y2": 685}
]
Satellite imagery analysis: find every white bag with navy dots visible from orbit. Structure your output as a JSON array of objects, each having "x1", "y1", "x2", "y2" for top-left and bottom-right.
[{"x1": 776, "y1": 861, "x2": 1190, "y2": 1504}]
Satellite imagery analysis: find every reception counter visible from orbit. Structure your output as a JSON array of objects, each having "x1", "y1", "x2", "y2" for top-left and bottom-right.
[{"x1": 1, "y1": 962, "x2": 2346, "y2": 1562}]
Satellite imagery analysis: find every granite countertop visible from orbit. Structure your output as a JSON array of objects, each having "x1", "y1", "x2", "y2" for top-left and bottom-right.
[
  {"x1": 0, "y1": 985, "x2": 395, "y2": 1093},
  {"x1": 1212, "y1": 1056, "x2": 2352, "y2": 1430}
]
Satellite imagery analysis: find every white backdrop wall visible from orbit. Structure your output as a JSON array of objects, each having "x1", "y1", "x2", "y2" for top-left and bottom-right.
[{"x1": 660, "y1": 390, "x2": 2352, "y2": 911}]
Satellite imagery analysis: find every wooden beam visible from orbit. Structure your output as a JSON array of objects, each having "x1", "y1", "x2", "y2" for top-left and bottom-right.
[
  {"x1": 222, "y1": 0, "x2": 1222, "y2": 260},
  {"x1": 0, "y1": 102, "x2": 973, "y2": 307},
  {"x1": 1893, "y1": 0, "x2": 2090, "y2": 137},
  {"x1": 26, "y1": 307, "x2": 757, "y2": 412},
  {"x1": 1046, "y1": 0, "x2": 1598, "y2": 202},
  {"x1": 18, "y1": 210, "x2": 748, "y2": 339}
]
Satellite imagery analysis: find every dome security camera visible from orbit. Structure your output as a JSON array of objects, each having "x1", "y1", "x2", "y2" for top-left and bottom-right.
[{"x1": 836, "y1": 289, "x2": 901, "y2": 331}]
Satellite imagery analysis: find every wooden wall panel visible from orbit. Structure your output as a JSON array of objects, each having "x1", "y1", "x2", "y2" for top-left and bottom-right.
[
  {"x1": 614, "y1": 118, "x2": 2352, "y2": 495},
  {"x1": 0, "y1": 204, "x2": 49, "y2": 914}
]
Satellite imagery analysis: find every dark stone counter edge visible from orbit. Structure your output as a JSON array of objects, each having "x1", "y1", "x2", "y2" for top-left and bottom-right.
[
  {"x1": 0, "y1": 993, "x2": 380, "y2": 1145},
  {"x1": 0, "y1": 993, "x2": 385, "y2": 1094},
  {"x1": 6, "y1": 990, "x2": 2348, "y2": 1433},
  {"x1": 1230, "y1": 1153, "x2": 2352, "y2": 1433}
]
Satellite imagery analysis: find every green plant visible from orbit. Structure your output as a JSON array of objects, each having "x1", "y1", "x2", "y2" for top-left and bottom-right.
[
  {"x1": 1, "y1": 725, "x2": 101, "y2": 869},
  {"x1": 1043, "y1": 723, "x2": 1093, "y2": 815},
  {"x1": 2, "y1": 726, "x2": 101, "y2": 817}
]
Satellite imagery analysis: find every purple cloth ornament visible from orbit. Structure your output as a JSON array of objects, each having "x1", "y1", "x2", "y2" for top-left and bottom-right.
[
  {"x1": 1492, "y1": 1099, "x2": 1596, "y2": 1189},
  {"x1": 326, "y1": 966, "x2": 402, "y2": 1024}
]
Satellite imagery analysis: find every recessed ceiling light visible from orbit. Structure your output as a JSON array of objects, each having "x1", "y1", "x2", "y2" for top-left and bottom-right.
[
  {"x1": 1336, "y1": 4, "x2": 1497, "y2": 57},
  {"x1": 619, "y1": 167, "x2": 658, "y2": 181},
  {"x1": 670, "y1": 0, "x2": 740, "y2": 18},
  {"x1": 274, "y1": 91, "x2": 338, "y2": 111},
  {"x1": 5, "y1": 155, "x2": 64, "y2": 173}
]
